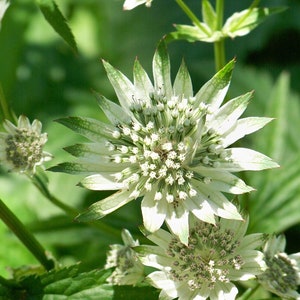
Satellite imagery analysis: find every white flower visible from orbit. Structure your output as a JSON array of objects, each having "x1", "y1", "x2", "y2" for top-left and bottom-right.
[
  {"x1": 123, "y1": 0, "x2": 153, "y2": 10},
  {"x1": 0, "y1": 115, "x2": 52, "y2": 174},
  {"x1": 0, "y1": 0, "x2": 9, "y2": 29},
  {"x1": 52, "y1": 41, "x2": 278, "y2": 244},
  {"x1": 136, "y1": 215, "x2": 266, "y2": 300},
  {"x1": 258, "y1": 235, "x2": 300, "y2": 299},
  {"x1": 105, "y1": 229, "x2": 144, "y2": 285}
]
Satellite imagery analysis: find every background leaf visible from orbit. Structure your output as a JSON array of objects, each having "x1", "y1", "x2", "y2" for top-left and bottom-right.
[
  {"x1": 35, "y1": 0, "x2": 77, "y2": 52},
  {"x1": 232, "y1": 70, "x2": 300, "y2": 234}
]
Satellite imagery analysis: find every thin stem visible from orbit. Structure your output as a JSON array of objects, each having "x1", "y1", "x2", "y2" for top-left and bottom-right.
[
  {"x1": 31, "y1": 173, "x2": 78, "y2": 217},
  {"x1": 0, "y1": 199, "x2": 54, "y2": 271},
  {"x1": 0, "y1": 84, "x2": 16, "y2": 123},
  {"x1": 30, "y1": 173, "x2": 121, "y2": 239},
  {"x1": 213, "y1": 0, "x2": 225, "y2": 72},
  {"x1": 238, "y1": 284, "x2": 260, "y2": 300},
  {"x1": 175, "y1": 0, "x2": 210, "y2": 35}
]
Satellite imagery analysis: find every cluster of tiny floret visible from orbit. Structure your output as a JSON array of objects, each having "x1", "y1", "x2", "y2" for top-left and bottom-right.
[
  {"x1": 261, "y1": 252, "x2": 300, "y2": 295},
  {"x1": 106, "y1": 90, "x2": 233, "y2": 204},
  {"x1": 5, "y1": 128, "x2": 45, "y2": 172},
  {"x1": 165, "y1": 221, "x2": 244, "y2": 290}
]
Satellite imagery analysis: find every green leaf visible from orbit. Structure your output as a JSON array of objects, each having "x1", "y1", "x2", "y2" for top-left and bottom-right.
[
  {"x1": 1, "y1": 264, "x2": 158, "y2": 299},
  {"x1": 35, "y1": 0, "x2": 77, "y2": 52},
  {"x1": 222, "y1": 7, "x2": 286, "y2": 38},
  {"x1": 249, "y1": 156, "x2": 300, "y2": 233},
  {"x1": 202, "y1": 0, "x2": 217, "y2": 30},
  {"x1": 233, "y1": 71, "x2": 300, "y2": 234},
  {"x1": 15, "y1": 265, "x2": 113, "y2": 299},
  {"x1": 260, "y1": 73, "x2": 289, "y2": 162}
]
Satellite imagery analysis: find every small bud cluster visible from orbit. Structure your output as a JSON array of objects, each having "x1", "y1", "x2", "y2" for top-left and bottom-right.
[
  {"x1": 0, "y1": 116, "x2": 51, "y2": 174},
  {"x1": 105, "y1": 229, "x2": 144, "y2": 286},
  {"x1": 259, "y1": 251, "x2": 300, "y2": 297},
  {"x1": 5, "y1": 128, "x2": 46, "y2": 173}
]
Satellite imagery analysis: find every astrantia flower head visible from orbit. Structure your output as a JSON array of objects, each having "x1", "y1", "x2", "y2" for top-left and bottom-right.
[
  {"x1": 0, "y1": 115, "x2": 52, "y2": 174},
  {"x1": 258, "y1": 234, "x2": 300, "y2": 299},
  {"x1": 136, "y1": 215, "x2": 266, "y2": 300},
  {"x1": 52, "y1": 41, "x2": 278, "y2": 244},
  {"x1": 105, "y1": 229, "x2": 144, "y2": 285},
  {"x1": 123, "y1": 0, "x2": 153, "y2": 10}
]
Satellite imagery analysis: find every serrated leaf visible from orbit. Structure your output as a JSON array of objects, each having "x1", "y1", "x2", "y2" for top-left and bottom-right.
[
  {"x1": 35, "y1": 0, "x2": 77, "y2": 52},
  {"x1": 1, "y1": 264, "x2": 158, "y2": 299},
  {"x1": 223, "y1": 7, "x2": 285, "y2": 38},
  {"x1": 202, "y1": 0, "x2": 217, "y2": 30},
  {"x1": 16, "y1": 265, "x2": 114, "y2": 299}
]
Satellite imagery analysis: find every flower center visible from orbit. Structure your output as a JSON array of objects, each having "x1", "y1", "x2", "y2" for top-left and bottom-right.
[
  {"x1": 5, "y1": 128, "x2": 44, "y2": 171},
  {"x1": 165, "y1": 221, "x2": 243, "y2": 290},
  {"x1": 107, "y1": 91, "x2": 231, "y2": 202}
]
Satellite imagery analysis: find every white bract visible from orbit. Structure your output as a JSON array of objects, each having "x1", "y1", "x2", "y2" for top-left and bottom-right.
[
  {"x1": 54, "y1": 41, "x2": 278, "y2": 244},
  {"x1": 105, "y1": 229, "x2": 144, "y2": 285},
  {"x1": 258, "y1": 235, "x2": 300, "y2": 299},
  {"x1": 0, "y1": 115, "x2": 52, "y2": 174},
  {"x1": 123, "y1": 0, "x2": 153, "y2": 10},
  {"x1": 136, "y1": 216, "x2": 266, "y2": 300}
]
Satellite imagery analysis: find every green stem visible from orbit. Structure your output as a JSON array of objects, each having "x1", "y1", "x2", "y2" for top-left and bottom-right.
[
  {"x1": 175, "y1": 0, "x2": 210, "y2": 35},
  {"x1": 0, "y1": 84, "x2": 16, "y2": 123},
  {"x1": 30, "y1": 173, "x2": 121, "y2": 239},
  {"x1": 0, "y1": 199, "x2": 54, "y2": 271},
  {"x1": 31, "y1": 173, "x2": 78, "y2": 217},
  {"x1": 214, "y1": 0, "x2": 225, "y2": 72},
  {"x1": 238, "y1": 284, "x2": 260, "y2": 300}
]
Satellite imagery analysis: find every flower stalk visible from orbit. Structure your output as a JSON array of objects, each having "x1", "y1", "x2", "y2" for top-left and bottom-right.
[
  {"x1": 30, "y1": 173, "x2": 78, "y2": 218},
  {"x1": 0, "y1": 84, "x2": 15, "y2": 124},
  {"x1": 0, "y1": 198, "x2": 54, "y2": 271},
  {"x1": 214, "y1": 0, "x2": 226, "y2": 72},
  {"x1": 175, "y1": 0, "x2": 210, "y2": 35},
  {"x1": 30, "y1": 173, "x2": 121, "y2": 239}
]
